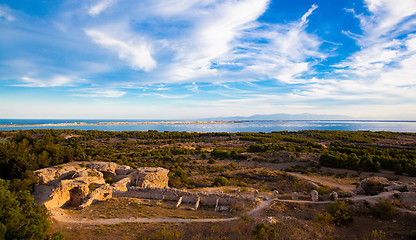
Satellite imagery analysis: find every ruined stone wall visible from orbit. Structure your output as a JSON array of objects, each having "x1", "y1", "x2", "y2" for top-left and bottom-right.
[
  {"x1": 80, "y1": 185, "x2": 113, "y2": 209},
  {"x1": 34, "y1": 164, "x2": 85, "y2": 185},
  {"x1": 130, "y1": 167, "x2": 169, "y2": 188},
  {"x1": 113, "y1": 187, "x2": 251, "y2": 207},
  {"x1": 35, "y1": 162, "x2": 251, "y2": 211},
  {"x1": 43, "y1": 180, "x2": 90, "y2": 209}
]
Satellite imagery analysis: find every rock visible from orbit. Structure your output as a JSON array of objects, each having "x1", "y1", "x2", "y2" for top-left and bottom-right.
[
  {"x1": 396, "y1": 192, "x2": 416, "y2": 209},
  {"x1": 330, "y1": 191, "x2": 338, "y2": 201},
  {"x1": 262, "y1": 217, "x2": 277, "y2": 225},
  {"x1": 291, "y1": 192, "x2": 298, "y2": 200},
  {"x1": 405, "y1": 183, "x2": 416, "y2": 192},
  {"x1": 388, "y1": 182, "x2": 405, "y2": 191},
  {"x1": 356, "y1": 177, "x2": 390, "y2": 195},
  {"x1": 254, "y1": 189, "x2": 259, "y2": 197},
  {"x1": 311, "y1": 190, "x2": 318, "y2": 202},
  {"x1": 273, "y1": 190, "x2": 279, "y2": 199}
]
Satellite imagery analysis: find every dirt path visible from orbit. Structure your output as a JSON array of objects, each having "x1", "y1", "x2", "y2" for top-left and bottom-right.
[
  {"x1": 288, "y1": 172, "x2": 356, "y2": 192},
  {"x1": 50, "y1": 198, "x2": 275, "y2": 225},
  {"x1": 248, "y1": 199, "x2": 274, "y2": 216},
  {"x1": 50, "y1": 191, "x2": 415, "y2": 226}
]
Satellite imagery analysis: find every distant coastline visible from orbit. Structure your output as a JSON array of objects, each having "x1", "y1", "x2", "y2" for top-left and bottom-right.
[{"x1": 0, "y1": 120, "x2": 242, "y2": 128}]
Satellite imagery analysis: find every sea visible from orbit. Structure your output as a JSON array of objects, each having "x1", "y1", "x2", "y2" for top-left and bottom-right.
[{"x1": 0, "y1": 119, "x2": 416, "y2": 133}]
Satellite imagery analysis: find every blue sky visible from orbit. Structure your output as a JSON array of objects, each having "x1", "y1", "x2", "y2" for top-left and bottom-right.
[{"x1": 1, "y1": 0, "x2": 416, "y2": 119}]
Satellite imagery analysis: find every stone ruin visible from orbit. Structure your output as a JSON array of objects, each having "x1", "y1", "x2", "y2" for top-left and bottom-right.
[
  {"x1": 33, "y1": 162, "x2": 169, "y2": 209},
  {"x1": 33, "y1": 162, "x2": 255, "y2": 212}
]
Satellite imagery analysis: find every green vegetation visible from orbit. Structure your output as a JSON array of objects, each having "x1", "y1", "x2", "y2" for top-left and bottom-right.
[
  {"x1": 370, "y1": 199, "x2": 397, "y2": 220},
  {"x1": 321, "y1": 201, "x2": 354, "y2": 226},
  {"x1": 0, "y1": 129, "x2": 415, "y2": 239},
  {"x1": 252, "y1": 222, "x2": 277, "y2": 240},
  {"x1": 0, "y1": 179, "x2": 50, "y2": 240},
  {"x1": 319, "y1": 141, "x2": 416, "y2": 175},
  {"x1": 212, "y1": 176, "x2": 230, "y2": 187}
]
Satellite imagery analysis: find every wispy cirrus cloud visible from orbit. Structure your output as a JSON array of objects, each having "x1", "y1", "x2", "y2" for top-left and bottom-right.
[
  {"x1": 165, "y1": 0, "x2": 271, "y2": 81},
  {"x1": 84, "y1": 29, "x2": 157, "y2": 72},
  {"x1": 334, "y1": 0, "x2": 416, "y2": 81},
  {"x1": 88, "y1": 0, "x2": 117, "y2": 17},
  {"x1": 232, "y1": 4, "x2": 323, "y2": 84},
  {"x1": 0, "y1": 5, "x2": 15, "y2": 21},
  {"x1": 12, "y1": 76, "x2": 84, "y2": 87},
  {"x1": 73, "y1": 88, "x2": 126, "y2": 98}
]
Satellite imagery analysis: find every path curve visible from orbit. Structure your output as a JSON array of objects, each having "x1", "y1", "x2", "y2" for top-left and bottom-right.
[
  {"x1": 289, "y1": 172, "x2": 356, "y2": 192},
  {"x1": 50, "y1": 199, "x2": 275, "y2": 225},
  {"x1": 50, "y1": 192, "x2": 414, "y2": 225}
]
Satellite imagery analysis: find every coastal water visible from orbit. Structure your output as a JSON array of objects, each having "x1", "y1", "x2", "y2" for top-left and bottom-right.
[{"x1": 0, "y1": 119, "x2": 416, "y2": 132}]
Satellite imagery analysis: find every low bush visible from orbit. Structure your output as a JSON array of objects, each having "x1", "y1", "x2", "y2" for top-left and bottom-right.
[
  {"x1": 370, "y1": 199, "x2": 397, "y2": 220},
  {"x1": 212, "y1": 176, "x2": 230, "y2": 187},
  {"x1": 323, "y1": 201, "x2": 353, "y2": 226}
]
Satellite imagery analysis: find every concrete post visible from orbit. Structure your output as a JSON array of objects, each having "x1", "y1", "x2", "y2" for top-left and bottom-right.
[
  {"x1": 311, "y1": 190, "x2": 318, "y2": 202},
  {"x1": 176, "y1": 196, "x2": 183, "y2": 208},
  {"x1": 194, "y1": 197, "x2": 200, "y2": 210}
]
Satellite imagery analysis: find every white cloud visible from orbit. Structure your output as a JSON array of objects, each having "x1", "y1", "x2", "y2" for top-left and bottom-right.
[
  {"x1": 88, "y1": 0, "x2": 117, "y2": 16},
  {"x1": 74, "y1": 88, "x2": 126, "y2": 98},
  {"x1": 84, "y1": 29, "x2": 156, "y2": 72},
  {"x1": 0, "y1": 5, "x2": 15, "y2": 21},
  {"x1": 317, "y1": 0, "x2": 416, "y2": 107},
  {"x1": 231, "y1": 4, "x2": 323, "y2": 83},
  {"x1": 166, "y1": 0, "x2": 270, "y2": 81},
  {"x1": 143, "y1": 93, "x2": 190, "y2": 99},
  {"x1": 14, "y1": 76, "x2": 81, "y2": 87},
  {"x1": 336, "y1": 0, "x2": 416, "y2": 76}
]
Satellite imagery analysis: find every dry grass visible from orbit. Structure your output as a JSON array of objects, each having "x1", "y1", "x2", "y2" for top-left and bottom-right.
[{"x1": 67, "y1": 197, "x2": 234, "y2": 220}]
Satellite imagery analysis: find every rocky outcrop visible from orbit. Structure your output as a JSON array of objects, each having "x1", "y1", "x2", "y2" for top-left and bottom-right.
[
  {"x1": 111, "y1": 177, "x2": 131, "y2": 192},
  {"x1": 34, "y1": 164, "x2": 85, "y2": 185},
  {"x1": 130, "y1": 167, "x2": 169, "y2": 188},
  {"x1": 34, "y1": 162, "x2": 254, "y2": 212},
  {"x1": 356, "y1": 177, "x2": 390, "y2": 195},
  {"x1": 396, "y1": 192, "x2": 416, "y2": 210},
  {"x1": 79, "y1": 185, "x2": 113, "y2": 209},
  {"x1": 34, "y1": 162, "x2": 170, "y2": 210}
]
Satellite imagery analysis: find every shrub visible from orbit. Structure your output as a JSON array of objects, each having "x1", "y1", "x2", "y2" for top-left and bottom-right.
[
  {"x1": 252, "y1": 223, "x2": 276, "y2": 240},
  {"x1": 361, "y1": 229, "x2": 386, "y2": 240},
  {"x1": 370, "y1": 199, "x2": 397, "y2": 220},
  {"x1": 0, "y1": 179, "x2": 50, "y2": 240},
  {"x1": 324, "y1": 201, "x2": 353, "y2": 225},
  {"x1": 313, "y1": 212, "x2": 334, "y2": 229},
  {"x1": 212, "y1": 176, "x2": 230, "y2": 187}
]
